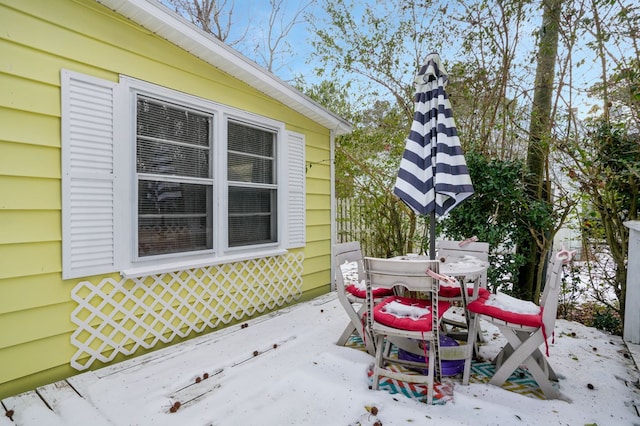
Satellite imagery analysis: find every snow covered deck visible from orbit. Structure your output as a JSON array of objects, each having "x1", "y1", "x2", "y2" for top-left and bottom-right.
[
  {"x1": 1, "y1": 296, "x2": 334, "y2": 425},
  {"x1": 2, "y1": 293, "x2": 640, "y2": 425}
]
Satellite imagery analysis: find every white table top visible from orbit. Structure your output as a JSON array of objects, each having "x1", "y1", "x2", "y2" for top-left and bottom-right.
[{"x1": 394, "y1": 255, "x2": 488, "y2": 277}]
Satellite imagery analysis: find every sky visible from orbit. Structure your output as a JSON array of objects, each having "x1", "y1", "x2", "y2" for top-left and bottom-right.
[
  {"x1": 4, "y1": 291, "x2": 640, "y2": 425},
  {"x1": 160, "y1": 0, "x2": 626, "y2": 121}
]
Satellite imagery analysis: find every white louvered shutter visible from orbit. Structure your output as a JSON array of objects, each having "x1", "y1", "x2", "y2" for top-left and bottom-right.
[
  {"x1": 285, "y1": 131, "x2": 306, "y2": 248},
  {"x1": 61, "y1": 70, "x2": 117, "y2": 279}
]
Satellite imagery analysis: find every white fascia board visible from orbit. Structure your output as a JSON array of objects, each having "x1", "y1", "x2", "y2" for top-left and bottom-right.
[{"x1": 95, "y1": 0, "x2": 352, "y2": 135}]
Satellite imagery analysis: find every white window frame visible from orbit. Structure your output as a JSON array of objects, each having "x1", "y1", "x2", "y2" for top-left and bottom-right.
[
  {"x1": 225, "y1": 118, "x2": 280, "y2": 249},
  {"x1": 134, "y1": 94, "x2": 215, "y2": 261},
  {"x1": 62, "y1": 70, "x2": 305, "y2": 279}
]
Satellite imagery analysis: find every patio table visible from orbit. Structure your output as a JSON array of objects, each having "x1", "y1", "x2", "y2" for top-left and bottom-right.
[
  {"x1": 388, "y1": 254, "x2": 488, "y2": 384},
  {"x1": 394, "y1": 254, "x2": 488, "y2": 319}
]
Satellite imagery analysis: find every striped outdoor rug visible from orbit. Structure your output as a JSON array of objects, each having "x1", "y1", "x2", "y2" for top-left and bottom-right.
[{"x1": 346, "y1": 334, "x2": 549, "y2": 403}]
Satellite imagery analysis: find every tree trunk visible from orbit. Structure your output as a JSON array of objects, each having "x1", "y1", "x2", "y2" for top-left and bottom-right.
[{"x1": 517, "y1": 0, "x2": 562, "y2": 301}]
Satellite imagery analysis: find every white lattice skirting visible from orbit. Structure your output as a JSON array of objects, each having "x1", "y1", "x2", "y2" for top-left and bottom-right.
[{"x1": 70, "y1": 253, "x2": 304, "y2": 370}]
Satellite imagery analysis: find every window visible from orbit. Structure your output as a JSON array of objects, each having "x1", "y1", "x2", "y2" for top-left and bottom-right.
[
  {"x1": 227, "y1": 121, "x2": 277, "y2": 247},
  {"x1": 136, "y1": 97, "x2": 213, "y2": 257},
  {"x1": 61, "y1": 70, "x2": 306, "y2": 279}
]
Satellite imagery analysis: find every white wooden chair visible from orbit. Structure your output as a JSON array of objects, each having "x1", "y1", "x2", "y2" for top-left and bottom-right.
[
  {"x1": 333, "y1": 242, "x2": 393, "y2": 355},
  {"x1": 437, "y1": 239, "x2": 490, "y2": 352},
  {"x1": 466, "y1": 249, "x2": 574, "y2": 399},
  {"x1": 364, "y1": 257, "x2": 451, "y2": 404},
  {"x1": 437, "y1": 239, "x2": 490, "y2": 300}
]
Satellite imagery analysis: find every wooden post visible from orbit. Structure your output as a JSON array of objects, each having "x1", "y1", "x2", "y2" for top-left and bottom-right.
[{"x1": 624, "y1": 221, "x2": 640, "y2": 344}]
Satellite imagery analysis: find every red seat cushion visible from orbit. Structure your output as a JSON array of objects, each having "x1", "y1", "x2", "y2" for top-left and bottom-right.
[
  {"x1": 467, "y1": 293, "x2": 542, "y2": 327},
  {"x1": 439, "y1": 285, "x2": 490, "y2": 299},
  {"x1": 346, "y1": 285, "x2": 394, "y2": 299},
  {"x1": 468, "y1": 292, "x2": 552, "y2": 355},
  {"x1": 373, "y1": 296, "x2": 451, "y2": 332}
]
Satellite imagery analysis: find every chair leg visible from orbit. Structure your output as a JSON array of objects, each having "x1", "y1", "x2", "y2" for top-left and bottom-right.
[
  {"x1": 336, "y1": 303, "x2": 376, "y2": 356},
  {"x1": 427, "y1": 341, "x2": 435, "y2": 405},
  {"x1": 336, "y1": 322, "x2": 356, "y2": 346},
  {"x1": 494, "y1": 330, "x2": 558, "y2": 382},
  {"x1": 461, "y1": 314, "x2": 479, "y2": 385},
  {"x1": 491, "y1": 328, "x2": 560, "y2": 399},
  {"x1": 372, "y1": 335, "x2": 387, "y2": 390}
]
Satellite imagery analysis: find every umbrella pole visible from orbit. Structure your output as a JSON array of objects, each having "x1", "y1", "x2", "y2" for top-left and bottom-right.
[
  {"x1": 429, "y1": 211, "x2": 436, "y2": 260},
  {"x1": 420, "y1": 216, "x2": 429, "y2": 256}
]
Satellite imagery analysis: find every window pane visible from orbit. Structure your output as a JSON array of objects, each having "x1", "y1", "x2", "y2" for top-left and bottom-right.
[
  {"x1": 137, "y1": 97, "x2": 210, "y2": 179},
  {"x1": 137, "y1": 97, "x2": 210, "y2": 146},
  {"x1": 138, "y1": 140, "x2": 209, "y2": 178},
  {"x1": 228, "y1": 121, "x2": 274, "y2": 157},
  {"x1": 138, "y1": 180, "x2": 213, "y2": 256},
  {"x1": 228, "y1": 187, "x2": 276, "y2": 247},
  {"x1": 228, "y1": 152, "x2": 273, "y2": 183},
  {"x1": 227, "y1": 121, "x2": 274, "y2": 184}
]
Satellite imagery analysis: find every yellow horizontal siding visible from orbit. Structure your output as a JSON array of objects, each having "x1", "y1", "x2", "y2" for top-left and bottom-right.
[
  {"x1": 1, "y1": 302, "x2": 74, "y2": 349},
  {"x1": 0, "y1": 241, "x2": 61, "y2": 280},
  {"x1": 0, "y1": 210, "x2": 60, "y2": 245},
  {"x1": 0, "y1": 73, "x2": 59, "y2": 117},
  {"x1": 1, "y1": 141, "x2": 60, "y2": 179},
  {"x1": 0, "y1": 176, "x2": 60, "y2": 210},
  {"x1": 0, "y1": 38, "x2": 70, "y2": 88},
  {"x1": 0, "y1": 108, "x2": 60, "y2": 148},
  {"x1": 307, "y1": 209, "x2": 331, "y2": 227},
  {"x1": 305, "y1": 160, "x2": 331, "y2": 180},
  {"x1": 307, "y1": 224, "x2": 331, "y2": 243},
  {"x1": 304, "y1": 253, "x2": 331, "y2": 277},
  {"x1": 307, "y1": 193, "x2": 332, "y2": 211},
  {"x1": 0, "y1": 334, "x2": 75, "y2": 385},
  {"x1": 0, "y1": 273, "x2": 70, "y2": 314},
  {"x1": 300, "y1": 269, "x2": 331, "y2": 294},
  {"x1": 304, "y1": 131, "x2": 331, "y2": 150},
  {"x1": 304, "y1": 240, "x2": 331, "y2": 260},
  {"x1": 307, "y1": 177, "x2": 331, "y2": 195}
]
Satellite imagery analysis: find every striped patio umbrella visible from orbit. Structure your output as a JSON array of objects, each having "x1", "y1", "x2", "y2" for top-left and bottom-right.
[{"x1": 393, "y1": 53, "x2": 474, "y2": 258}]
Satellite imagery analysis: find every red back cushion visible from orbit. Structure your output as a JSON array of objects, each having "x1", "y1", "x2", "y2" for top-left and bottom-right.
[{"x1": 439, "y1": 285, "x2": 490, "y2": 299}]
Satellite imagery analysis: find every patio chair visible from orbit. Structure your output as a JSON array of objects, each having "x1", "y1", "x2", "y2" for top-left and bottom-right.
[
  {"x1": 334, "y1": 242, "x2": 393, "y2": 355},
  {"x1": 436, "y1": 239, "x2": 490, "y2": 346},
  {"x1": 364, "y1": 257, "x2": 451, "y2": 404},
  {"x1": 437, "y1": 238, "x2": 490, "y2": 300},
  {"x1": 466, "y1": 248, "x2": 574, "y2": 399}
]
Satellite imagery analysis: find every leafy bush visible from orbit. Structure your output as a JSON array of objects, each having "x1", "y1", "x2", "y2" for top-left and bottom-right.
[
  {"x1": 440, "y1": 152, "x2": 530, "y2": 293},
  {"x1": 559, "y1": 300, "x2": 622, "y2": 335}
]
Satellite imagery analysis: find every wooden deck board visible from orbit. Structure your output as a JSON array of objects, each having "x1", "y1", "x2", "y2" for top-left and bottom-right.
[
  {"x1": 37, "y1": 381, "x2": 113, "y2": 426},
  {"x1": 2, "y1": 390, "x2": 63, "y2": 426},
  {"x1": 35, "y1": 381, "x2": 79, "y2": 410},
  {"x1": 64, "y1": 372, "x2": 99, "y2": 401}
]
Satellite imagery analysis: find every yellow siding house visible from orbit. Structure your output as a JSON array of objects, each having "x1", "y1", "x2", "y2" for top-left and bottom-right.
[{"x1": 0, "y1": 0, "x2": 351, "y2": 398}]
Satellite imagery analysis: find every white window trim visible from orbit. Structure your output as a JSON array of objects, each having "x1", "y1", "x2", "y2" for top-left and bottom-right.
[{"x1": 62, "y1": 70, "x2": 306, "y2": 280}]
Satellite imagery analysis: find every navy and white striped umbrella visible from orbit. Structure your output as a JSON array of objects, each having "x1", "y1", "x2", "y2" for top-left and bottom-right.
[{"x1": 393, "y1": 53, "x2": 474, "y2": 257}]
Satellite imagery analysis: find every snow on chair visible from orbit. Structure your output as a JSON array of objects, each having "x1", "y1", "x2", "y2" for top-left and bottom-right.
[
  {"x1": 466, "y1": 248, "x2": 574, "y2": 399},
  {"x1": 364, "y1": 257, "x2": 451, "y2": 405},
  {"x1": 334, "y1": 242, "x2": 393, "y2": 355}
]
